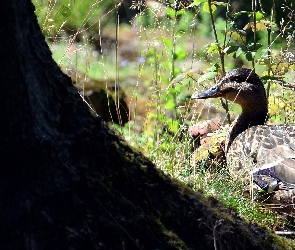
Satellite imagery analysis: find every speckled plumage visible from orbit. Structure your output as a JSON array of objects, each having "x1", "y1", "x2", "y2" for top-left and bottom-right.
[{"x1": 192, "y1": 68, "x2": 295, "y2": 190}]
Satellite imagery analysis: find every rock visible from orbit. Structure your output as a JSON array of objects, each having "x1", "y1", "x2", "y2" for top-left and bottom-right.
[
  {"x1": 65, "y1": 67, "x2": 129, "y2": 126},
  {"x1": 85, "y1": 88, "x2": 129, "y2": 126}
]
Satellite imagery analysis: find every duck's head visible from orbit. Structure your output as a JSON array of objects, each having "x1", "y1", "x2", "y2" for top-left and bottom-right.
[{"x1": 191, "y1": 68, "x2": 267, "y2": 109}]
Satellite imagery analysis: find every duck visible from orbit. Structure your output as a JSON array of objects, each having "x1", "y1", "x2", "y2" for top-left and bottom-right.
[{"x1": 191, "y1": 68, "x2": 295, "y2": 191}]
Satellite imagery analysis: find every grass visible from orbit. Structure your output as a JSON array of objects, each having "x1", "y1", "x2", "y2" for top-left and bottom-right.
[{"x1": 34, "y1": 0, "x2": 295, "y2": 233}]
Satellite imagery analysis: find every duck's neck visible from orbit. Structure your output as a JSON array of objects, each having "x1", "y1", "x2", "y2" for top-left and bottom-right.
[{"x1": 226, "y1": 106, "x2": 267, "y2": 153}]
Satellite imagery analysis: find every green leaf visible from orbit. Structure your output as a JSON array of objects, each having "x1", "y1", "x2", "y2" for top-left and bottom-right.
[
  {"x1": 203, "y1": 2, "x2": 217, "y2": 13},
  {"x1": 258, "y1": 58, "x2": 271, "y2": 65},
  {"x1": 245, "y1": 51, "x2": 255, "y2": 61},
  {"x1": 176, "y1": 9, "x2": 186, "y2": 16},
  {"x1": 235, "y1": 47, "x2": 243, "y2": 57},
  {"x1": 233, "y1": 11, "x2": 251, "y2": 18},
  {"x1": 174, "y1": 48, "x2": 186, "y2": 60},
  {"x1": 186, "y1": 68, "x2": 203, "y2": 79},
  {"x1": 213, "y1": 1, "x2": 228, "y2": 7},
  {"x1": 255, "y1": 20, "x2": 268, "y2": 31},
  {"x1": 211, "y1": 4, "x2": 217, "y2": 12},
  {"x1": 166, "y1": 7, "x2": 176, "y2": 18},
  {"x1": 229, "y1": 30, "x2": 246, "y2": 45},
  {"x1": 198, "y1": 71, "x2": 218, "y2": 83},
  {"x1": 244, "y1": 20, "x2": 269, "y2": 32},
  {"x1": 224, "y1": 46, "x2": 240, "y2": 55},
  {"x1": 170, "y1": 73, "x2": 186, "y2": 85},
  {"x1": 224, "y1": 46, "x2": 243, "y2": 58},
  {"x1": 260, "y1": 75, "x2": 280, "y2": 82},
  {"x1": 207, "y1": 63, "x2": 220, "y2": 72},
  {"x1": 255, "y1": 11, "x2": 264, "y2": 21},
  {"x1": 248, "y1": 43, "x2": 262, "y2": 51},
  {"x1": 188, "y1": 1, "x2": 203, "y2": 8},
  {"x1": 207, "y1": 43, "x2": 219, "y2": 54},
  {"x1": 159, "y1": 37, "x2": 173, "y2": 49},
  {"x1": 165, "y1": 99, "x2": 176, "y2": 111},
  {"x1": 57, "y1": 4, "x2": 72, "y2": 17},
  {"x1": 166, "y1": 118, "x2": 180, "y2": 134}
]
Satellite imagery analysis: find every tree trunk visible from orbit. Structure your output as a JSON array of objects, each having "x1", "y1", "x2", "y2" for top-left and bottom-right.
[{"x1": 0, "y1": 0, "x2": 292, "y2": 249}]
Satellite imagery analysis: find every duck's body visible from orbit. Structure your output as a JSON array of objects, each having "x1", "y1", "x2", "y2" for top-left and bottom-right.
[
  {"x1": 228, "y1": 124, "x2": 295, "y2": 186},
  {"x1": 192, "y1": 68, "x2": 295, "y2": 190}
]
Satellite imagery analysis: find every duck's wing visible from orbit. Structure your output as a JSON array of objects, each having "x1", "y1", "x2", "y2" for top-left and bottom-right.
[
  {"x1": 256, "y1": 144, "x2": 295, "y2": 186},
  {"x1": 274, "y1": 159, "x2": 295, "y2": 185},
  {"x1": 256, "y1": 126, "x2": 295, "y2": 183},
  {"x1": 227, "y1": 125, "x2": 295, "y2": 189}
]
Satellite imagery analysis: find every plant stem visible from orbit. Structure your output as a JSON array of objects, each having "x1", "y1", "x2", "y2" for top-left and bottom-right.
[
  {"x1": 252, "y1": 0, "x2": 257, "y2": 69},
  {"x1": 207, "y1": 0, "x2": 231, "y2": 124},
  {"x1": 208, "y1": 0, "x2": 225, "y2": 73},
  {"x1": 170, "y1": 8, "x2": 178, "y2": 120},
  {"x1": 266, "y1": 0, "x2": 275, "y2": 99}
]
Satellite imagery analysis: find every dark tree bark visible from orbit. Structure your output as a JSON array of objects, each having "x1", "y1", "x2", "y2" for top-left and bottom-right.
[{"x1": 0, "y1": 0, "x2": 293, "y2": 249}]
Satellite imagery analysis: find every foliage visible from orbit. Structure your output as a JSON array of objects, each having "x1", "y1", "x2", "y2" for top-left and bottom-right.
[
  {"x1": 35, "y1": 0, "x2": 295, "y2": 232},
  {"x1": 33, "y1": 0, "x2": 123, "y2": 39}
]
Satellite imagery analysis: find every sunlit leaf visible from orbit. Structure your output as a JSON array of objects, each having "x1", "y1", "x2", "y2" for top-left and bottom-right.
[
  {"x1": 177, "y1": 9, "x2": 186, "y2": 16},
  {"x1": 187, "y1": 68, "x2": 203, "y2": 77},
  {"x1": 166, "y1": 118, "x2": 179, "y2": 134},
  {"x1": 174, "y1": 48, "x2": 186, "y2": 60},
  {"x1": 233, "y1": 11, "x2": 251, "y2": 18},
  {"x1": 165, "y1": 7, "x2": 176, "y2": 18},
  {"x1": 165, "y1": 99, "x2": 176, "y2": 111},
  {"x1": 235, "y1": 47, "x2": 243, "y2": 57},
  {"x1": 258, "y1": 58, "x2": 271, "y2": 65},
  {"x1": 272, "y1": 62, "x2": 289, "y2": 75},
  {"x1": 268, "y1": 96, "x2": 286, "y2": 117},
  {"x1": 190, "y1": 124, "x2": 227, "y2": 163},
  {"x1": 203, "y1": 2, "x2": 217, "y2": 13},
  {"x1": 223, "y1": 45, "x2": 243, "y2": 58},
  {"x1": 57, "y1": 4, "x2": 72, "y2": 17},
  {"x1": 244, "y1": 20, "x2": 270, "y2": 32},
  {"x1": 170, "y1": 68, "x2": 204, "y2": 85},
  {"x1": 243, "y1": 22, "x2": 252, "y2": 30},
  {"x1": 224, "y1": 46, "x2": 240, "y2": 56},
  {"x1": 188, "y1": 1, "x2": 203, "y2": 8},
  {"x1": 255, "y1": 11, "x2": 264, "y2": 21},
  {"x1": 228, "y1": 30, "x2": 246, "y2": 45},
  {"x1": 207, "y1": 43, "x2": 219, "y2": 54},
  {"x1": 208, "y1": 63, "x2": 220, "y2": 72},
  {"x1": 213, "y1": 1, "x2": 228, "y2": 7},
  {"x1": 159, "y1": 37, "x2": 173, "y2": 49},
  {"x1": 256, "y1": 20, "x2": 268, "y2": 31},
  {"x1": 170, "y1": 73, "x2": 186, "y2": 84},
  {"x1": 198, "y1": 71, "x2": 217, "y2": 83}
]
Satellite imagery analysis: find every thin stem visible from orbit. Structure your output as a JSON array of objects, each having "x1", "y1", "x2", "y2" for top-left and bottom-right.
[
  {"x1": 170, "y1": 8, "x2": 178, "y2": 120},
  {"x1": 208, "y1": 0, "x2": 225, "y2": 73},
  {"x1": 207, "y1": 0, "x2": 231, "y2": 124},
  {"x1": 154, "y1": 49, "x2": 159, "y2": 150},
  {"x1": 115, "y1": 13, "x2": 121, "y2": 126},
  {"x1": 266, "y1": 0, "x2": 275, "y2": 99},
  {"x1": 223, "y1": 0, "x2": 230, "y2": 50},
  {"x1": 252, "y1": 0, "x2": 257, "y2": 68}
]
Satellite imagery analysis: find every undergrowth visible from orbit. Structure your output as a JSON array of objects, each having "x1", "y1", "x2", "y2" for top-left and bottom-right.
[{"x1": 34, "y1": 0, "x2": 295, "y2": 231}]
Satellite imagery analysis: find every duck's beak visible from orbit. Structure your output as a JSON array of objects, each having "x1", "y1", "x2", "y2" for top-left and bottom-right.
[{"x1": 191, "y1": 82, "x2": 223, "y2": 100}]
